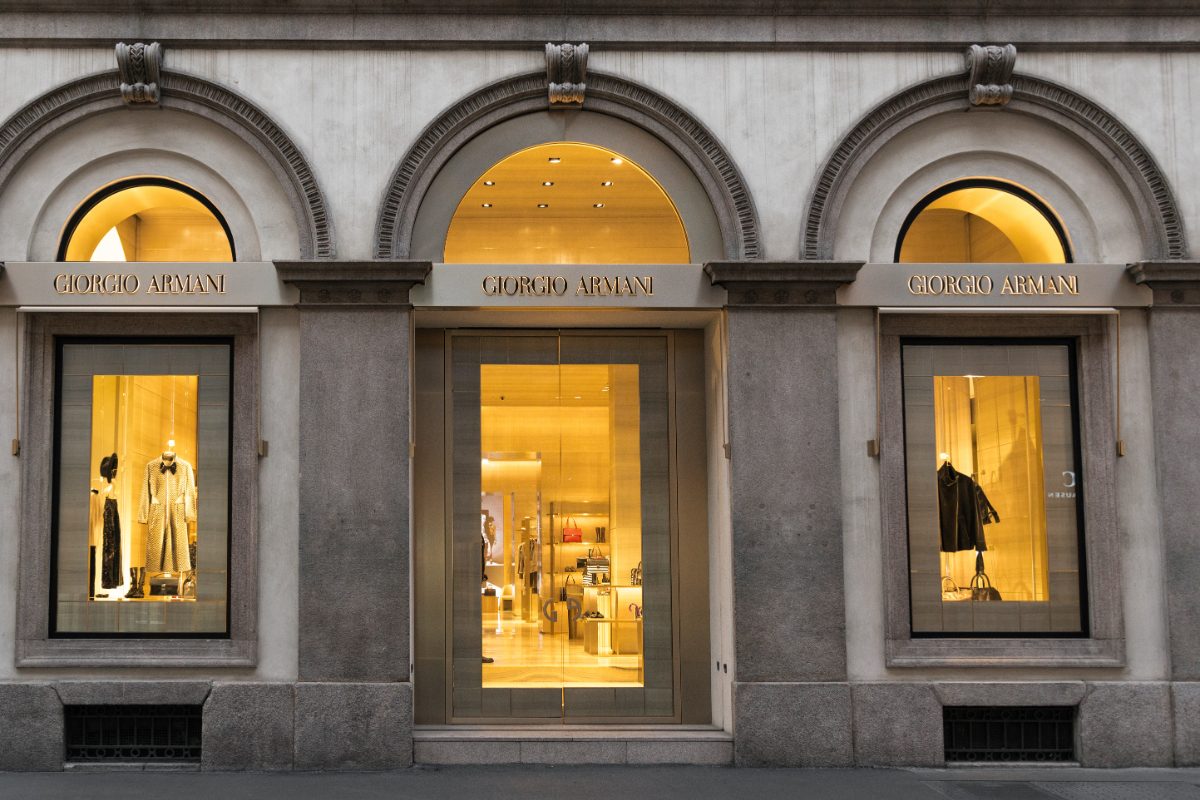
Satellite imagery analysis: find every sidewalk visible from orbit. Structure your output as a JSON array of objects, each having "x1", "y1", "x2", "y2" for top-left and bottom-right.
[{"x1": 2, "y1": 766, "x2": 1200, "y2": 800}]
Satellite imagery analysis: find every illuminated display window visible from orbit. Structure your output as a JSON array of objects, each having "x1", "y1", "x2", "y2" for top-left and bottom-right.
[
  {"x1": 60, "y1": 178, "x2": 234, "y2": 262},
  {"x1": 897, "y1": 180, "x2": 1070, "y2": 264},
  {"x1": 902, "y1": 340, "x2": 1087, "y2": 635},
  {"x1": 53, "y1": 340, "x2": 232, "y2": 636}
]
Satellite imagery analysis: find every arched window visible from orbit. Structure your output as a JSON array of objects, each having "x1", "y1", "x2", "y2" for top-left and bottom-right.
[
  {"x1": 443, "y1": 142, "x2": 689, "y2": 264},
  {"x1": 896, "y1": 180, "x2": 1070, "y2": 264},
  {"x1": 60, "y1": 178, "x2": 235, "y2": 262}
]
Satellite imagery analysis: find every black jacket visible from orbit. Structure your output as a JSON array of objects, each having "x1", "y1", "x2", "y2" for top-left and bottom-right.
[{"x1": 937, "y1": 462, "x2": 1000, "y2": 552}]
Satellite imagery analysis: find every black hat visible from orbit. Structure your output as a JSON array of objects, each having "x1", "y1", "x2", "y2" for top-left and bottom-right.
[{"x1": 99, "y1": 453, "x2": 118, "y2": 481}]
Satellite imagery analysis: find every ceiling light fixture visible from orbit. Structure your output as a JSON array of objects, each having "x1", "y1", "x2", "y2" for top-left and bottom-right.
[
  {"x1": 601, "y1": 181, "x2": 613, "y2": 186},
  {"x1": 610, "y1": 157, "x2": 623, "y2": 165},
  {"x1": 481, "y1": 203, "x2": 492, "y2": 208},
  {"x1": 542, "y1": 181, "x2": 554, "y2": 186},
  {"x1": 548, "y1": 157, "x2": 561, "y2": 163},
  {"x1": 537, "y1": 203, "x2": 549, "y2": 208},
  {"x1": 593, "y1": 203, "x2": 605, "y2": 208},
  {"x1": 483, "y1": 180, "x2": 495, "y2": 186}
]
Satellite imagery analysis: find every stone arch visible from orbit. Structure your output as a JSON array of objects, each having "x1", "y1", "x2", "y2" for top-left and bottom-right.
[
  {"x1": 802, "y1": 72, "x2": 1186, "y2": 262},
  {"x1": 0, "y1": 68, "x2": 334, "y2": 259},
  {"x1": 374, "y1": 71, "x2": 760, "y2": 261}
]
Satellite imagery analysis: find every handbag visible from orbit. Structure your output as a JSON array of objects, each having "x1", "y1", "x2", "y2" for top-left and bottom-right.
[
  {"x1": 969, "y1": 552, "x2": 1002, "y2": 601},
  {"x1": 630, "y1": 561, "x2": 642, "y2": 587},
  {"x1": 559, "y1": 574, "x2": 577, "y2": 602},
  {"x1": 562, "y1": 517, "x2": 583, "y2": 543}
]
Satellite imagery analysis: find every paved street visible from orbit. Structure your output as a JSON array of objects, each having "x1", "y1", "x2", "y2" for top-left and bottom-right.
[{"x1": 2, "y1": 766, "x2": 1200, "y2": 800}]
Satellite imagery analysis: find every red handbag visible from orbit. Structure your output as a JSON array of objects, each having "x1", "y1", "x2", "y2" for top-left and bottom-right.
[{"x1": 562, "y1": 517, "x2": 583, "y2": 543}]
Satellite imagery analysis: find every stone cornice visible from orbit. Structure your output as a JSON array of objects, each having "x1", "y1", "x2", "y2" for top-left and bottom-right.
[
  {"x1": 275, "y1": 260, "x2": 431, "y2": 306},
  {"x1": 705, "y1": 260, "x2": 863, "y2": 307},
  {"x1": 1128, "y1": 260, "x2": 1200, "y2": 306}
]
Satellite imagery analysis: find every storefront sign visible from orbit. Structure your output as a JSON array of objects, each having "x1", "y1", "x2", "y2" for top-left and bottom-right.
[
  {"x1": 0, "y1": 262, "x2": 297, "y2": 307},
  {"x1": 481, "y1": 273, "x2": 654, "y2": 298},
  {"x1": 839, "y1": 263, "x2": 1150, "y2": 307},
  {"x1": 412, "y1": 264, "x2": 721, "y2": 308}
]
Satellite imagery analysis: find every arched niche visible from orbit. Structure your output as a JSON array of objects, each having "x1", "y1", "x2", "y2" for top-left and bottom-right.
[
  {"x1": 804, "y1": 73, "x2": 1185, "y2": 263},
  {"x1": 378, "y1": 71, "x2": 759, "y2": 262},
  {"x1": 0, "y1": 68, "x2": 333, "y2": 260}
]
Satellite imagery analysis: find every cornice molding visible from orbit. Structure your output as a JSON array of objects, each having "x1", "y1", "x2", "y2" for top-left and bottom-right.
[
  {"x1": 802, "y1": 71, "x2": 1187, "y2": 262},
  {"x1": 1128, "y1": 260, "x2": 1200, "y2": 306},
  {"x1": 374, "y1": 69, "x2": 760, "y2": 262},
  {"x1": 0, "y1": 65, "x2": 334, "y2": 259},
  {"x1": 275, "y1": 260, "x2": 432, "y2": 306},
  {"x1": 705, "y1": 260, "x2": 863, "y2": 307}
]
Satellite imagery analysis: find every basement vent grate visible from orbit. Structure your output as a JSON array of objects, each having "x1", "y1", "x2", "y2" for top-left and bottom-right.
[
  {"x1": 64, "y1": 705, "x2": 202, "y2": 762},
  {"x1": 943, "y1": 705, "x2": 1075, "y2": 763}
]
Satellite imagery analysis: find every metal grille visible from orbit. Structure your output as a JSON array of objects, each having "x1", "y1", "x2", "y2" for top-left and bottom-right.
[
  {"x1": 943, "y1": 706, "x2": 1075, "y2": 762},
  {"x1": 64, "y1": 705, "x2": 202, "y2": 762}
]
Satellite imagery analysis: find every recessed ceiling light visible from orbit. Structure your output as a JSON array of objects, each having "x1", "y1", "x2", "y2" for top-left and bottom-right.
[
  {"x1": 610, "y1": 157, "x2": 623, "y2": 165},
  {"x1": 481, "y1": 203, "x2": 492, "y2": 208},
  {"x1": 593, "y1": 203, "x2": 605, "y2": 208},
  {"x1": 537, "y1": 203, "x2": 549, "y2": 208},
  {"x1": 548, "y1": 157, "x2": 561, "y2": 163},
  {"x1": 601, "y1": 181, "x2": 613, "y2": 187},
  {"x1": 483, "y1": 180, "x2": 495, "y2": 186},
  {"x1": 542, "y1": 181, "x2": 554, "y2": 187}
]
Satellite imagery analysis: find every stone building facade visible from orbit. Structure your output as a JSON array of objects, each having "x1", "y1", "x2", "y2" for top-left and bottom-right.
[{"x1": 0, "y1": 0, "x2": 1197, "y2": 769}]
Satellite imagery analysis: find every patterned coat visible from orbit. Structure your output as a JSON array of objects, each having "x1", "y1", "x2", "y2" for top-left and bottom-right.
[{"x1": 138, "y1": 456, "x2": 197, "y2": 572}]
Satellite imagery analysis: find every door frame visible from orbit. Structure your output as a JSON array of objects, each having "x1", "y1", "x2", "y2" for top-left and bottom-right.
[{"x1": 413, "y1": 328, "x2": 711, "y2": 725}]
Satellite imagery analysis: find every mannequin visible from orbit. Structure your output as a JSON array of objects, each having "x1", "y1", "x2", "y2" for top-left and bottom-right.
[
  {"x1": 138, "y1": 441, "x2": 197, "y2": 585},
  {"x1": 88, "y1": 453, "x2": 122, "y2": 596}
]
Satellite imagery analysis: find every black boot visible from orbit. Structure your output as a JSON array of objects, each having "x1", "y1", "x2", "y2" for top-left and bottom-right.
[{"x1": 125, "y1": 568, "x2": 144, "y2": 599}]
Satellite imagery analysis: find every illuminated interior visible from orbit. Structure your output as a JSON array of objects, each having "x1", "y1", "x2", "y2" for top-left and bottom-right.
[
  {"x1": 88, "y1": 375, "x2": 199, "y2": 602},
  {"x1": 903, "y1": 343, "x2": 1083, "y2": 634},
  {"x1": 898, "y1": 184, "x2": 1068, "y2": 264},
  {"x1": 63, "y1": 181, "x2": 233, "y2": 262},
  {"x1": 934, "y1": 376, "x2": 1049, "y2": 603},
  {"x1": 444, "y1": 142, "x2": 690, "y2": 264},
  {"x1": 479, "y1": 363, "x2": 645, "y2": 688}
]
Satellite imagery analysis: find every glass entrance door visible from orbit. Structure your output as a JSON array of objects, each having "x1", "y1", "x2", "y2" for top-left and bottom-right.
[{"x1": 449, "y1": 334, "x2": 675, "y2": 721}]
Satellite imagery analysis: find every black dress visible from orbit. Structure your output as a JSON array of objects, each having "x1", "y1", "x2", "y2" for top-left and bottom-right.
[
  {"x1": 101, "y1": 498, "x2": 123, "y2": 589},
  {"x1": 937, "y1": 462, "x2": 1000, "y2": 552}
]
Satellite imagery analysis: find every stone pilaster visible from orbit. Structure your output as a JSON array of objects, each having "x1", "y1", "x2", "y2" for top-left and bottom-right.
[
  {"x1": 1129, "y1": 261, "x2": 1200, "y2": 688},
  {"x1": 706, "y1": 261, "x2": 862, "y2": 766},
  {"x1": 276, "y1": 261, "x2": 430, "y2": 685}
]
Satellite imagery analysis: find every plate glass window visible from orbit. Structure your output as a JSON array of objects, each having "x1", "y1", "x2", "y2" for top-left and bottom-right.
[
  {"x1": 902, "y1": 341, "x2": 1085, "y2": 635},
  {"x1": 53, "y1": 341, "x2": 232, "y2": 635}
]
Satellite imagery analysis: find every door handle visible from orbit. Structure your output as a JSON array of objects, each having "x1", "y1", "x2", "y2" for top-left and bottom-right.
[{"x1": 542, "y1": 599, "x2": 558, "y2": 622}]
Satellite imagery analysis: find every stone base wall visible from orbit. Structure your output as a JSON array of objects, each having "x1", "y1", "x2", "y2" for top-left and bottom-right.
[
  {"x1": 0, "y1": 679, "x2": 1192, "y2": 769},
  {"x1": 733, "y1": 680, "x2": 1182, "y2": 768},
  {"x1": 0, "y1": 681, "x2": 413, "y2": 772}
]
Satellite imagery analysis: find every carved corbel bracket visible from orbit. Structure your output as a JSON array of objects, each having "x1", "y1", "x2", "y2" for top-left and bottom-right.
[
  {"x1": 546, "y1": 43, "x2": 588, "y2": 107},
  {"x1": 966, "y1": 44, "x2": 1017, "y2": 107},
  {"x1": 116, "y1": 41, "x2": 163, "y2": 106},
  {"x1": 705, "y1": 261, "x2": 864, "y2": 307}
]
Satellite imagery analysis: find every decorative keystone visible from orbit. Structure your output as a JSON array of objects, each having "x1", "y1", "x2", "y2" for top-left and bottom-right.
[
  {"x1": 275, "y1": 261, "x2": 432, "y2": 307},
  {"x1": 546, "y1": 43, "x2": 588, "y2": 107},
  {"x1": 116, "y1": 42, "x2": 163, "y2": 106},
  {"x1": 1128, "y1": 261, "x2": 1200, "y2": 306},
  {"x1": 966, "y1": 44, "x2": 1017, "y2": 107},
  {"x1": 704, "y1": 261, "x2": 864, "y2": 307}
]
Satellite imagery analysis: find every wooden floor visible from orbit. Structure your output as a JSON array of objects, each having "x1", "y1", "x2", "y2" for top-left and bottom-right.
[{"x1": 481, "y1": 616, "x2": 643, "y2": 688}]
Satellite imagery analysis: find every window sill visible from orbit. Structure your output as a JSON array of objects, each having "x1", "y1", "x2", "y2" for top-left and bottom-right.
[
  {"x1": 886, "y1": 636, "x2": 1124, "y2": 669},
  {"x1": 16, "y1": 638, "x2": 255, "y2": 668}
]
